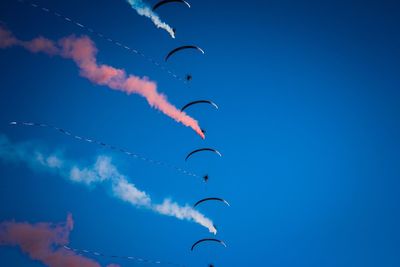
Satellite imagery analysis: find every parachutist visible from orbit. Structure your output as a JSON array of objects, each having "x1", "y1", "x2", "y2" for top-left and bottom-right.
[
  {"x1": 203, "y1": 175, "x2": 209, "y2": 182},
  {"x1": 185, "y1": 74, "x2": 192, "y2": 81},
  {"x1": 213, "y1": 224, "x2": 218, "y2": 232}
]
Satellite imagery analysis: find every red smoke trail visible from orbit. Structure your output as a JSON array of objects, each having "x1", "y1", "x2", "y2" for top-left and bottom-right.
[
  {"x1": 0, "y1": 26, "x2": 205, "y2": 138},
  {"x1": 0, "y1": 214, "x2": 119, "y2": 267}
]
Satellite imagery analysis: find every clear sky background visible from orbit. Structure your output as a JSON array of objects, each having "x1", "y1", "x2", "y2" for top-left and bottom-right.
[{"x1": 0, "y1": 0, "x2": 400, "y2": 266}]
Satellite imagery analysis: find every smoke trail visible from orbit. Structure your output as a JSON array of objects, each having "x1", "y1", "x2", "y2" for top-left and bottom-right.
[
  {"x1": 0, "y1": 214, "x2": 119, "y2": 267},
  {"x1": 0, "y1": 26, "x2": 204, "y2": 138},
  {"x1": 16, "y1": 0, "x2": 185, "y2": 83},
  {"x1": 9, "y1": 121, "x2": 200, "y2": 178},
  {"x1": 126, "y1": 0, "x2": 175, "y2": 38},
  {"x1": 0, "y1": 134, "x2": 216, "y2": 234},
  {"x1": 62, "y1": 245, "x2": 185, "y2": 266}
]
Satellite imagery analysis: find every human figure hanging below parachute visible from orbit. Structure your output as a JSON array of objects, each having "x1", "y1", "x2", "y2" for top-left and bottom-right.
[{"x1": 185, "y1": 74, "x2": 193, "y2": 81}]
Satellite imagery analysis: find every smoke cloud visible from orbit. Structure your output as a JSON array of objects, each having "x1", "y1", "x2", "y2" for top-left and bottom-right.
[
  {"x1": 126, "y1": 0, "x2": 175, "y2": 38},
  {"x1": 0, "y1": 214, "x2": 119, "y2": 267},
  {"x1": 0, "y1": 134, "x2": 216, "y2": 234},
  {"x1": 0, "y1": 25, "x2": 204, "y2": 138}
]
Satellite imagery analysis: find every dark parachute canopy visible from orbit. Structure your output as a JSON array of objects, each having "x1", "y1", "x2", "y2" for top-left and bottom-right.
[
  {"x1": 153, "y1": 0, "x2": 191, "y2": 11},
  {"x1": 181, "y1": 100, "x2": 219, "y2": 112},
  {"x1": 191, "y1": 238, "x2": 227, "y2": 251},
  {"x1": 194, "y1": 198, "x2": 230, "y2": 208},
  {"x1": 185, "y1": 148, "x2": 222, "y2": 161},
  {"x1": 165, "y1": 45, "x2": 205, "y2": 61}
]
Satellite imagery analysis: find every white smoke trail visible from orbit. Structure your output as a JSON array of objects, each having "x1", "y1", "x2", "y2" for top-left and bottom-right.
[
  {"x1": 0, "y1": 134, "x2": 216, "y2": 234},
  {"x1": 126, "y1": 0, "x2": 176, "y2": 38},
  {"x1": 154, "y1": 199, "x2": 218, "y2": 234}
]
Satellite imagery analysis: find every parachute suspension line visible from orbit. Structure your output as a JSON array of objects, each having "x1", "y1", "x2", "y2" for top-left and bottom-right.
[
  {"x1": 9, "y1": 121, "x2": 199, "y2": 178},
  {"x1": 14, "y1": 0, "x2": 186, "y2": 84},
  {"x1": 62, "y1": 245, "x2": 186, "y2": 267}
]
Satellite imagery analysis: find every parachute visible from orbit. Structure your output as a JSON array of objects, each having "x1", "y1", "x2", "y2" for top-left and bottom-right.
[
  {"x1": 194, "y1": 198, "x2": 230, "y2": 208},
  {"x1": 181, "y1": 100, "x2": 219, "y2": 112},
  {"x1": 191, "y1": 238, "x2": 227, "y2": 251},
  {"x1": 153, "y1": 0, "x2": 191, "y2": 11},
  {"x1": 185, "y1": 148, "x2": 222, "y2": 161},
  {"x1": 165, "y1": 45, "x2": 205, "y2": 61}
]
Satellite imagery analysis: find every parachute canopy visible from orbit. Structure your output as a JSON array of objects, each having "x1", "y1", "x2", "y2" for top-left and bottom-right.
[
  {"x1": 185, "y1": 148, "x2": 222, "y2": 161},
  {"x1": 165, "y1": 45, "x2": 205, "y2": 61},
  {"x1": 194, "y1": 198, "x2": 230, "y2": 208},
  {"x1": 181, "y1": 100, "x2": 219, "y2": 112},
  {"x1": 191, "y1": 238, "x2": 227, "y2": 251},
  {"x1": 153, "y1": 0, "x2": 191, "y2": 11}
]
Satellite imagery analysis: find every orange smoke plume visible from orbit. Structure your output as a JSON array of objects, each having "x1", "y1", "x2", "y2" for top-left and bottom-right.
[
  {"x1": 0, "y1": 214, "x2": 118, "y2": 267},
  {"x1": 0, "y1": 25, "x2": 204, "y2": 138}
]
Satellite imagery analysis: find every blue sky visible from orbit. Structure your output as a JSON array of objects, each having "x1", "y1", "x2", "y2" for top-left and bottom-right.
[{"x1": 0, "y1": 0, "x2": 400, "y2": 266}]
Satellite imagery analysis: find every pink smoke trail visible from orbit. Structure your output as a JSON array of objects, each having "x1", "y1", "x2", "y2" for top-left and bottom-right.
[
  {"x1": 0, "y1": 25, "x2": 205, "y2": 138},
  {"x1": 0, "y1": 214, "x2": 119, "y2": 267}
]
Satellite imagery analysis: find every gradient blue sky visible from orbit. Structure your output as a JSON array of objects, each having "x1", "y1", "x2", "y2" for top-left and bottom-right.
[{"x1": 1, "y1": 0, "x2": 400, "y2": 266}]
